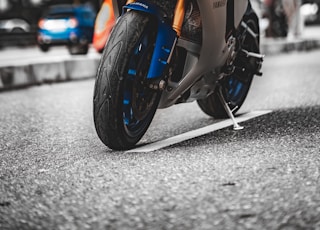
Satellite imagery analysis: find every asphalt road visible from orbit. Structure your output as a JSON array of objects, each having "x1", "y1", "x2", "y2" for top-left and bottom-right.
[{"x1": 0, "y1": 50, "x2": 320, "y2": 229}]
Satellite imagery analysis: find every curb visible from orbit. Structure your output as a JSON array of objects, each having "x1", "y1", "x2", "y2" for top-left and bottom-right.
[
  {"x1": 0, "y1": 37, "x2": 319, "y2": 91},
  {"x1": 0, "y1": 57, "x2": 100, "y2": 91},
  {"x1": 261, "y1": 38, "x2": 320, "y2": 55}
]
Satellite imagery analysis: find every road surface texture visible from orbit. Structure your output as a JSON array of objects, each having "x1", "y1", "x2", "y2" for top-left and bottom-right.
[{"x1": 0, "y1": 50, "x2": 320, "y2": 229}]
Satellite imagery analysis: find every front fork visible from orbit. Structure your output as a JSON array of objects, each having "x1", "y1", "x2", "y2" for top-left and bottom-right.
[
  {"x1": 126, "y1": 0, "x2": 186, "y2": 36},
  {"x1": 122, "y1": 0, "x2": 186, "y2": 80}
]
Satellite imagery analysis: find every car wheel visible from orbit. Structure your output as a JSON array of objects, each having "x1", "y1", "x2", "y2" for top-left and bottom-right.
[
  {"x1": 68, "y1": 44, "x2": 89, "y2": 55},
  {"x1": 39, "y1": 44, "x2": 50, "y2": 52}
]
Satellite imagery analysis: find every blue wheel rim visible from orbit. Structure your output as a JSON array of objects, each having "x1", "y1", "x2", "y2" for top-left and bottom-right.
[{"x1": 122, "y1": 27, "x2": 157, "y2": 136}]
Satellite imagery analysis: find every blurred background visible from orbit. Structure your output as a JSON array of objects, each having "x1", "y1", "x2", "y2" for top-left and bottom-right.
[
  {"x1": 254, "y1": 0, "x2": 320, "y2": 38},
  {"x1": 0, "y1": 0, "x2": 101, "y2": 49},
  {"x1": 0, "y1": 0, "x2": 319, "y2": 50}
]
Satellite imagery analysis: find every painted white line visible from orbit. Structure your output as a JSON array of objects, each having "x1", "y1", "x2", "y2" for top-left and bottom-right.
[{"x1": 126, "y1": 110, "x2": 272, "y2": 153}]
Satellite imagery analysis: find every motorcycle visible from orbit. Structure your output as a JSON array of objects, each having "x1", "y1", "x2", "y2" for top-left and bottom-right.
[{"x1": 93, "y1": 0, "x2": 264, "y2": 150}]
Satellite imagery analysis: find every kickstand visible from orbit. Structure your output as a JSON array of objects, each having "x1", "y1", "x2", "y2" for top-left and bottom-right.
[{"x1": 218, "y1": 87, "x2": 244, "y2": 130}]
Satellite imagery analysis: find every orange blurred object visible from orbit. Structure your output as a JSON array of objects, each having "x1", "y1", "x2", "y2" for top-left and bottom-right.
[{"x1": 93, "y1": 0, "x2": 116, "y2": 53}]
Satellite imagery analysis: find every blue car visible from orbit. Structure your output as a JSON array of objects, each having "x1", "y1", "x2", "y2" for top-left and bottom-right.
[{"x1": 37, "y1": 4, "x2": 96, "y2": 55}]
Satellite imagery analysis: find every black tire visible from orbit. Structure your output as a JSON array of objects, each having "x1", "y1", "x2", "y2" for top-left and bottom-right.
[
  {"x1": 197, "y1": 16, "x2": 260, "y2": 119},
  {"x1": 68, "y1": 44, "x2": 89, "y2": 55},
  {"x1": 93, "y1": 11, "x2": 160, "y2": 150},
  {"x1": 39, "y1": 44, "x2": 49, "y2": 52}
]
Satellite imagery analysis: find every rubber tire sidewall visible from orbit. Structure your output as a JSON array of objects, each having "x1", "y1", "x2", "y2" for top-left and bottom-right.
[{"x1": 93, "y1": 11, "x2": 159, "y2": 150}]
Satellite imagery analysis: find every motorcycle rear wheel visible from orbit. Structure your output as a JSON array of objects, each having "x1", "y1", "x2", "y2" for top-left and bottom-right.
[
  {"x1": 93, "y1": 11, "x2": 160, "y2": 150},
  {"x1": 197, "y1": 16, "x2": 260, "y2": 119}
]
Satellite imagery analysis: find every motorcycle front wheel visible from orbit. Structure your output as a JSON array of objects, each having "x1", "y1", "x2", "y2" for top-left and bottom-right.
[{"x1": 93, "y1": 11, "x2": 160, "y2": 150}]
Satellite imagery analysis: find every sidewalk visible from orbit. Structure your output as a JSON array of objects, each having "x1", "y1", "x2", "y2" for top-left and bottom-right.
[
  {"x1": 1, "y1": 26, "x2": 320, "y2": 91},
  {"x1": 0, "y1": 47, "x2": 101, "y2": 91},
  {"x1": 261, "y1": 25, "x2": 320, "y2": 54}
]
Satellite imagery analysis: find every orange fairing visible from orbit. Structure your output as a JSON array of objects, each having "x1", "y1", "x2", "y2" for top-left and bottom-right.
[{"x1": 93, "y1": 0, "x2": 116, "y2": 52}]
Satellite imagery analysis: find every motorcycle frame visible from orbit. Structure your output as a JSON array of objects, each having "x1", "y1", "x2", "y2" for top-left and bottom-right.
[{"x1": 112, "y1": 0, "x2": 251, "y2": 108}]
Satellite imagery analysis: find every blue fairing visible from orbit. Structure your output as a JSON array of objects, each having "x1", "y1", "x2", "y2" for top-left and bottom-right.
[{"x1": 124, "y1": 1, "x2": 177, "y2": 79}]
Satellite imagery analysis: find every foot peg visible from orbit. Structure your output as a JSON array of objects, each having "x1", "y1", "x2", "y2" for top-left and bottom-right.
[
  {"x1": 241, "y1": 49, "x2": 264, "y2": 77},
  {"x1": 218, "y1": 88, "x2": 244, "y2": 130},
  {"x1": 241, "y1": 49, "x2": 265, "y2": 59}
]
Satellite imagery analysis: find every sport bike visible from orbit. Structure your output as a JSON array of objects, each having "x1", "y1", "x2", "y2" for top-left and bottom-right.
[{"x1": 93, "y1": 0, "x2": 264, "y2": 150}]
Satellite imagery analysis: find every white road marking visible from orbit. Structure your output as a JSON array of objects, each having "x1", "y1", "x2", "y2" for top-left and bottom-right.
[{"x1": 126, "y1": 110, "x2": 272, "y2": 153}]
